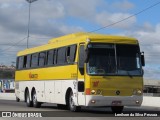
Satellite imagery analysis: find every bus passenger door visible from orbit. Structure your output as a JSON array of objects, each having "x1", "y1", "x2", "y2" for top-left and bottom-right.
[{"x1": 77, "y1": 44, "x2": 86, "y2": 106}]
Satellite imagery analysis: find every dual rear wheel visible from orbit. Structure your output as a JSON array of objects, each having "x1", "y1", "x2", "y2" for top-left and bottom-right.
[{"x1": 26, "y1": 90, "x2": 41, "y2": 108}]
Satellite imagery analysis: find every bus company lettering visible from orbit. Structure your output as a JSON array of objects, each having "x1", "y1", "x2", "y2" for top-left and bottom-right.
[
  {"x1": 93, "y1": 81, "x2": 99, "y2": 87},
  {"x1": 29, "y1": 72, "x2": 38, "y2": 79}
]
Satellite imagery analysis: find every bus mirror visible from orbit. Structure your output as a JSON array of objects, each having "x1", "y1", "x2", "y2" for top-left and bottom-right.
[{"x1": 141, "y1": 52, "x2": 145, "y2": 66}]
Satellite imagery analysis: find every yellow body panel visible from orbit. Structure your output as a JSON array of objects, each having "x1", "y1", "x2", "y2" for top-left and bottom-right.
[
  {"x1": 85, "y1": 75, "x2": 143, "y2": 96},
  {"x1": 16, "y1": 65, "x2": 77, "y2": 81}
]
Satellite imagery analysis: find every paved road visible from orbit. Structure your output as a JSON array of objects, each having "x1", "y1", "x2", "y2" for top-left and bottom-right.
[{"x1": 0, "y1": 100, "x2": 160, "y2": 120}]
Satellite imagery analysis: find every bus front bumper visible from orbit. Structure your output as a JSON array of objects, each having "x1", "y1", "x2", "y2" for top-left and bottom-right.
[{"x1": 85, "y1": 95, "x2": 143, "y2": 107}]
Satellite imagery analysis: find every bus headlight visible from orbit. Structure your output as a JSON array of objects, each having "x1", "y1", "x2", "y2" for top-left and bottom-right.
[
  {"x1": 90, "y1": 89, "x2": 103, "y2": 95},
  {"x1": 91, "y1": 90, "x2": 96, "y2": 94},
  {"x1": 133, "y1": 89, "x2": 142, "y2": 95}
]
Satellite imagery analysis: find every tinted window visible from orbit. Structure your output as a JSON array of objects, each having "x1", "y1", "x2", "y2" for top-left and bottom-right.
[
  {"x1": 18, "y1": 56, "x2": 24, "y2": 69},
  {"x1": 78, "y1": 45, "x2": 85, "y2": 75},
  {"x1": 47, "y1": 50, "x2": 56, "y2": 65},
  {"x1": 66, "y1": 44, "x2": 77, "y2": 63},
  {"x1": 79, "y1": 45, "x2": 85, "y2": 67},
  {"x1": 87, "y1": 44, "x2": 142, "y2": 76},
  {"x1": 23, "y1": 55, "x2": 27, "y2": 68},
  {"x1": 57, "y1": 47, "x2": 66, "y2": 64},
  {"x1": 31, "y1": 53, "x2": 38, "y2": 67},
  {"x1": 88, "y1": 47, "x2": 116, "y2": 74},
  {"x1": 16, "y1": 57, "x2": 19, "y2": 69},
  {"x1": 26, "y1": 55, "x2": 31, "y2": 68},
  {"x1": 39, "y1": 52, "x2": 46, "y2": 67},
  {"x1": 70, "y1": 45, "x2": 77, "y2": 63}
]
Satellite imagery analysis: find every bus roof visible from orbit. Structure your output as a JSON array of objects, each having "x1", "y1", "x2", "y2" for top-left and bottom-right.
[
  {"x1": 17, "y1": 32, "x2": 138, "y2": 56},
  {"x1": 48, "y1": 32, "x2": 137, "y2": 43}
]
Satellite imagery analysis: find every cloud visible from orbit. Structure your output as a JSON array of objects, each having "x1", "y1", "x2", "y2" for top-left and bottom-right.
[
  {"x1": 112, "y1": 0, "x2": 135, "y2": 11},
  {"x1": 144, "y1": 64, "x2": 160, "y2": 80},
  {"x1": 95, "y1": 12, "x2": 136, "y2": 29},
  {"x1": 0, "y1": 0, "x2": 84, "y2": 42},
  {"x1": 61, "y1": 0, "x2": 101, "y2": 20},
  {"x1": 0, "y1": 0, "x2": 85, "y2": 65},
  {"x1": 0, "y1": 0, "x2": 136, "y2": 40}
]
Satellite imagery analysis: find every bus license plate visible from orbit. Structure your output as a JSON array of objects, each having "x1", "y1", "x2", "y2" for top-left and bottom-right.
[{"x1": 112, "y1": 101, "x2": 122, "y2": 106}]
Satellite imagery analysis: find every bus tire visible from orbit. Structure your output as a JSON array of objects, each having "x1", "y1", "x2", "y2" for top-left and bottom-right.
[
  {"x1": 16, "y1": 97, "x2": 20, "y2": 102},
  {"x1": 32, "y1": 90, "x2": 41, "y2": 108},
  {"x1": 68, "y1": 91, "x2": 81, "y2": 112},
  {"x1": 111, "y1": 106, "x2": 124, "y2": 113},
  {"x1": 26, "y1": 90, "x2": 33, "y2": 107}
]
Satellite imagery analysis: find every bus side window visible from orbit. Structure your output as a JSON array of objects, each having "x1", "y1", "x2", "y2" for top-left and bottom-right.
[
  {"x1": 47, "y1": 50, "x2": 54, "y2": 66},
  {"x1": 39, "y1": 52, "x2": 46, "y2": 67},
  {"x1": 18, "y1": 56, "x2": 24, "y2": 69},
  {"x1": 23, "y1": 55, "x2": 27, "y2": 68},
  {"x1": 66, "y1": 46, "x2": 71, "y2": 63},
  {"x1": 31, "y1": 53, "x2": 38, "y2": 68},
  {"x1": 57, "y1": 47, "x2": 66, "y2": 65},
  {"x1": 53, "y1": 50, "x2": 57, "y2": 65},
  {"x1": 66, "y1": 45, "x2": 77, "y2": 64},
  {"x1": 26, "y1": 55, "x2": 31, "y2": 68},
  {"x1": 16, "y1": 57, "x2": 19, "y2": 69}
]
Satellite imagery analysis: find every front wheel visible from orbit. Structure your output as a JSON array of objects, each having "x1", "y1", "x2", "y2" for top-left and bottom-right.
[
  {"x1": 68, "y1": 91, "x2": 81, "y2": 112},
  {"x1": 111, "y1": 106, "x2": 124, "y2": 113}
]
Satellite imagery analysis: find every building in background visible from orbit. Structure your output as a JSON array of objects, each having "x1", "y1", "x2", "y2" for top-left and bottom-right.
[
  {"x1": 0, "y1": 65, "x2": 15, "y2": 93},
  {"x1": 143, "y1": 80, "x2": 160, "y2": 96},
  {"x1": 0, "y1": 79, "x2": 15, "y2": 93}
]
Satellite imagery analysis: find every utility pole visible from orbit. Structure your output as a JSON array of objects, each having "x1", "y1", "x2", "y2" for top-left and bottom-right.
[{"x1": 26, "y1": 0, "x2": 38, "y2": 48}]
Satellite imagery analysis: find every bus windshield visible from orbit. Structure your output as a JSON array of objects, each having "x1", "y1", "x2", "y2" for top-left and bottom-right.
[{"x1": 87, "y1": 44, "x2": 142, "y2": 76}]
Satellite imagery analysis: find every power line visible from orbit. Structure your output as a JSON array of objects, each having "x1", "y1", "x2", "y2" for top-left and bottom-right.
[
  {"x1": 0, "y1": 43, "x2": 39, "y2": 46},
  {"x1": 0, "y1": 37, "x2": 27, "y2": 53},
  {"x1": 29, "y1": 36, "x2": 52, "y2": 39},
  {"x1": 88, "y1": 1, "x2": 160, "y2": 33}
]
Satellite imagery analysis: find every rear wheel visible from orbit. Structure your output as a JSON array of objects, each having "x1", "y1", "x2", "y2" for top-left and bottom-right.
[
  {"x1": 32, "y1": 90, "x2": 41, "y2": 108},
  {"x1": 68, "y1": 91, "x2": 81, "y2": 112},
  {"x1": 26, "y1": 90, "x2": 33, "y2": 107},
  {"x1": 111, "y1": 106, "x2": 124, "y2": 113}
]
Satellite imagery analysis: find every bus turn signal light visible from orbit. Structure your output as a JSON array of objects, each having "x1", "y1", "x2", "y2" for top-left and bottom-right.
[{"x1": 86, "y1": 88, "x2": 91, "y2": 95}]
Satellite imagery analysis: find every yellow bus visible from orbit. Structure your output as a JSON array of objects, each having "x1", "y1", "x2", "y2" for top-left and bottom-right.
[{"x1": 15, "y1": 32, "x2": 145, "y2": 113}]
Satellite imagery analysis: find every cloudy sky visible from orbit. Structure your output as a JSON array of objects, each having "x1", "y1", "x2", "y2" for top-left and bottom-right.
[{"x1": 0, "y1": 0, "x2": 160, "y2": 80}]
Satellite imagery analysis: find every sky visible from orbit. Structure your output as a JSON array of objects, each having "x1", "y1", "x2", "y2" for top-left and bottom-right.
[{"x1": 0, "y1": 0, "x2": 160, "y2": 80}]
